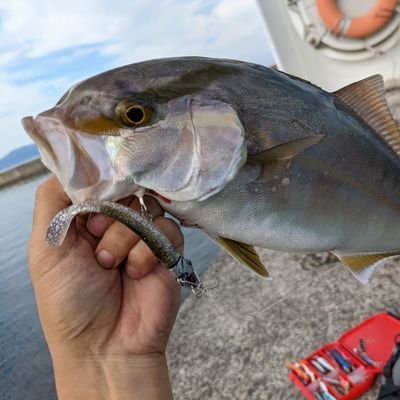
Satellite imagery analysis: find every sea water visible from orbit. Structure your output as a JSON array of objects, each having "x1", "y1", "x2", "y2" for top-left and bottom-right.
[{"x1": 0, "y1": 175, "x2": 219, "y2": 399}]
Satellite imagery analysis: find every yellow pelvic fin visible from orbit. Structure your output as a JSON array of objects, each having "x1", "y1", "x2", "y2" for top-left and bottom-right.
[
  {"x1": 249, "y1": 135, "x2": 323, "y2": 166},
  {"x1": 335, "y1": 251, "x2": 400, "y2": 283},
  {"x1": 216, "y1": 236, "x2": 270, "y2": 278},
  {"x1": 334, "y1": 75, "x2": 400, "y2": 158}
]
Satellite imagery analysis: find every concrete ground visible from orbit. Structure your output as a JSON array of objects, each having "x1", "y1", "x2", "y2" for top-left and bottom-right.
[{"x1": 167, "y1": 248, "x2": 400, "y2": 399}]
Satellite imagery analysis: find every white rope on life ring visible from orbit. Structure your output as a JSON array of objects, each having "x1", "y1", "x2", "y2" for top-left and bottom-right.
[{"x1": 316, "y1": 0, "x2": 398, "y2": 38}]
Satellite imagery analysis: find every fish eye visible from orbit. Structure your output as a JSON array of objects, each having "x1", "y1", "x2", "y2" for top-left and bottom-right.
[
  {"x1": 116, "y1": 101, "x2": 153, "y2": 127},
  {"x1": 123, "y1": 105, "x2": 148, "y2": 125}
]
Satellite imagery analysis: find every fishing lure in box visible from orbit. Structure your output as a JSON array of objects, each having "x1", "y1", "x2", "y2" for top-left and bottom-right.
[{"x1": 288, "y1": 312, "x2": 400, "y2": 399}]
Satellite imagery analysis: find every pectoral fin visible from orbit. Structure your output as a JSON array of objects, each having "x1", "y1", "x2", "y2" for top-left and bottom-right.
[
  {"x1": 215, "y1": 236, "x2": 270, "y2": 278},
  {"x1": 334, "y1": 251, "x2": 400, "y2": 283},
  {"x1": 249, "y1": 135, "x2": 323, "y2": 166}
]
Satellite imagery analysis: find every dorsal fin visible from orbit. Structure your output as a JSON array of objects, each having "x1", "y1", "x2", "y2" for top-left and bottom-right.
[{"x1": 334, "y1": 75, "x2": 400, "y2": 158}]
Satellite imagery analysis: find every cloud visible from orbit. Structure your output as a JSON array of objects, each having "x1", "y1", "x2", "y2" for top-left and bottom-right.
[{"x1": 0, "y1": 0, "x2": 273, "y2": 158}]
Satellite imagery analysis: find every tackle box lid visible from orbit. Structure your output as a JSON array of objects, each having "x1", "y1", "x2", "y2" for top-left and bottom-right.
[{"x1": 337, "y1": 312, "x2": 400, "y2": 372}]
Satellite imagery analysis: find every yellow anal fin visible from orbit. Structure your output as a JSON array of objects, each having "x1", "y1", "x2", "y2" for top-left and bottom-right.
[
  {"x1": 216, "y1": 236, "x2": 270, "y2": 278},
  {"x1": 334, "y1": 75, "x2": 400, "y2": 158},
  {"x1": 335, "y1": 251, "x2": 400, "y2": 283}
]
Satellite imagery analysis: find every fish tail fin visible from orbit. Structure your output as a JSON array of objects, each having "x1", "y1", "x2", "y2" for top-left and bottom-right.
[
  {"x1": 334, "y1": 251, "x2": 400, "y2": 283},
  {"x1": 334, "y1": 75, "x2": 400, "y2": 158}
]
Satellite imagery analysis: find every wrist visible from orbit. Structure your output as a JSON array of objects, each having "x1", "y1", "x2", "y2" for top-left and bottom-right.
[{"x1": 52, "y1": 353, "x2": 173, "y2": 400}]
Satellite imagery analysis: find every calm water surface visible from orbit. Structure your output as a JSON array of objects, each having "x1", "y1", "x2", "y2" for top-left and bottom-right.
[{"x1": 0, "y1": 175, "x2": 219, "y2": 400}]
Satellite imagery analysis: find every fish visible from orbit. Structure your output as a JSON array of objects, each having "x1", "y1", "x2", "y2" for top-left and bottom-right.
[
  {"x1": 21, "y1": 56, "x2": 400, "y2": 283},
  {"x1": 47, "y1": 199, "x2": 205, "y2": 296}
]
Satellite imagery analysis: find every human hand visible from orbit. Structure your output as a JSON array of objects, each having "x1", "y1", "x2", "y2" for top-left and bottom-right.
[{"x1": 29, "y1": 176, "x2": 183, "y2": 399}]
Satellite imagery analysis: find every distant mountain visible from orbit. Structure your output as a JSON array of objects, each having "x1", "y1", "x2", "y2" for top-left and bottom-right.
[{"x1": 0, "y1": 144, "x2": 40, "y2": 172}]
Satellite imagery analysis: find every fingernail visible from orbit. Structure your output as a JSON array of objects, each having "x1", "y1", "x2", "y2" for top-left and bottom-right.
[
  {"x1": 96, "y1": 249, "x2": 115, "y2": 269},
  {"x1": 88, "y1": 214, "x2": 110, "y2": 237},
  {"x1": 126, "y1": 264, "x2": 142, "y2": 279}
]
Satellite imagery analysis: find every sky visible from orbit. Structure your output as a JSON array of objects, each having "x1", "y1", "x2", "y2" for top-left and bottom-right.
[{"x1": 0, "y1": 0, "x2": 273, "y2": 159}]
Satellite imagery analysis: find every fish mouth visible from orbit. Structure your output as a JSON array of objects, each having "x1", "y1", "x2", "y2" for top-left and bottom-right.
[
  {"x1": 22, "y1": 116, "x2": 60, "y2": 173},
  {"x1": 22, "y1": 114, "x2": 100, "y2": 189},
  {"x1": 21, "y1": 113, "x2": 138, "y2": 203}
]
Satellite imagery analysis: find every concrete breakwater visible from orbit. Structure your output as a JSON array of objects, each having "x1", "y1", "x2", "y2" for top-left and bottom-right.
[
  {"x1": 167, "y1": 249, "x2": 399, "y2": 399},
  {"x1": 0, "y1": 159, "x2": 48, "y2": 189}
]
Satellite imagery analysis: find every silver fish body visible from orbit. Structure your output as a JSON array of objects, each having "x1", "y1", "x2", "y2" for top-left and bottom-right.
[
  {"x1": 22, "y1": 57, "x2": 400, "y2": 281},
  {"x1": 160, "y1": 77, "x2": 400, "y2": 254}
]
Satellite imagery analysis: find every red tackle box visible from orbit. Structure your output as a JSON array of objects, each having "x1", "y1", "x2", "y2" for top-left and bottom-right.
[{"x1": 289, "y1": 312, "x2": 400, "y2": 399}]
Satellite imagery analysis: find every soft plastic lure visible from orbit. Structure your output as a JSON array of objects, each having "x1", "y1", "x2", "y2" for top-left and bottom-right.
[{"x1": 46, "y1": 200, "x2": 206, "y2": 297}]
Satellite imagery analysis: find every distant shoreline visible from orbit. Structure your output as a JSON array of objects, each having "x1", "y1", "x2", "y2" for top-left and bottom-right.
[{"x1": 0, "y1": 158, "x2": 48, "y2": 189}]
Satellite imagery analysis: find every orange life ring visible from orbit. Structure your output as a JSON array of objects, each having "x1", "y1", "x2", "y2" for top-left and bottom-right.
[{"x1": 316, "y1": 0, "x2": 397, "y2": 38}]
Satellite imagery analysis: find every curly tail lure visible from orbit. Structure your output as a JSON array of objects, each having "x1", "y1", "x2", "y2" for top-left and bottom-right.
[{"x1": 46, "y1": 200, "x2": 206, "y2": 297}]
